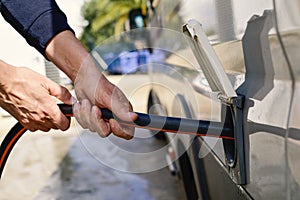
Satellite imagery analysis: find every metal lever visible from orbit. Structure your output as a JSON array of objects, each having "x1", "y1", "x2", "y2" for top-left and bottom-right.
[
  {"x1": 183, "y1": 19, "x2": 249, "y2": 185},
  {"x1": 183, "y1": 19, "x2": 237, "y2": 102}
]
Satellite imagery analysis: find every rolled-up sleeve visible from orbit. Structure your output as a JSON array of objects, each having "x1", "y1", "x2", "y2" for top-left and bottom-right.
[{"x1": 0, "y1": 0, "x2": 74, "y2": 56}]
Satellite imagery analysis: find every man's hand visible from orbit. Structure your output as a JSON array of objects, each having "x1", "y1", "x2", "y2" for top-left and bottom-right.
[
  {"x1": 73, "y1": 58, "x2": 137, "y2": 139},
  {"x1": 0, "y1": 60, "x2": 74, "y2": 132},
  {"x1": 45, "y1": 30, "x2": 138, "y2": 139}
]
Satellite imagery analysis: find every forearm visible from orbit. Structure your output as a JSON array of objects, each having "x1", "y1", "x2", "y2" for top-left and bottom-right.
[{"x1": 45, "y1": 30, "x2": 90, "y2": 82}]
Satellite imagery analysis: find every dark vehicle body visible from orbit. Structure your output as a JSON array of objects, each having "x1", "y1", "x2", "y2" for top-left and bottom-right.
[{"x1": 145, "y1": 0, "x2": 300, "y2": 199}]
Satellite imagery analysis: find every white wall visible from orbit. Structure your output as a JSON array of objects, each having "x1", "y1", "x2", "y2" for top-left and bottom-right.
[{"x1": 0, "y1": 0, "x2": 85, "y2": 75}]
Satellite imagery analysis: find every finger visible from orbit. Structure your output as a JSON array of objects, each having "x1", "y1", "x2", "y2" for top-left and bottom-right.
[
  {"x1": 73, "y1": 102, "x2": 87, "y2": 128},
  {"x1": 109, "y1": 119, "x2": 134, "y2": 140},
  {"x1": 110, "y1": 91, "x2": 136, "y2": 121},
  {"x1": 23, "y1": 122, "x2": 50, "y2": 132},
  {"x1": 112, "y1": 99, "x2": 137, "y2": 122},
  {"x1": 88, "y1": 106, "x2": 98, "y2": 132},
  {"x1": 73, "y1": 101, "x2": 88, "y2": 129},
  {"x1": 122, "y1": 125, "x2": 135, "y2": 138},
  {"x1": 47, "y1": 79, "x2": 77, "y2": 104},
  {"x1": 38, "y1": 118, "x2": 59, "y2": 131},
  {"x1": 19, "y1": 113, "x2": 54, "y2": 132},
  {"x1": 79, "y1": 99, "x2": 92, "y2": 129},
  {"x1": 91, "y1": 106, "x2": 111, "y2": 137},
  {"x1": 38, "y1": 126, "x2": 51, "y2": 132},
  {"x1": 23, "y1": 125, "x2": 37, "y2": 132},
  {"x1": 43, "y1": 80, "x2": 73, "y2": 131},
  {"x1": 96, "y1": 82, "x2": 137, "y2": 122},
  {"x1": 50, "y1": 104, "x2": 71, "y2": 131}
]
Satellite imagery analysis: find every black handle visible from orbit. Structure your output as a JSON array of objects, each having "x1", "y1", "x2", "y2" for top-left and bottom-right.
[{"x1": 56, "y1": 104, "x2": 233, "y2": 139}]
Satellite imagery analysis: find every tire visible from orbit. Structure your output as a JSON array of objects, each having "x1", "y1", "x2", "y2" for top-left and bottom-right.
[{"x1": 178, "y1": 149, "x2": 199, "y2": 200}]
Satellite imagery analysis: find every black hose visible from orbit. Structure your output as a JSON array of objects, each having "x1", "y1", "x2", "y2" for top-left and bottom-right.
[
  {"x1": 0, "y1": 104, "x2": 73, "y2": 179},
  {"x1": 0, "y1": 104, "x2": 233, "y2": 179},
  {"x1": 0, "y1": 122, "x2": 26, "y2": 179}
]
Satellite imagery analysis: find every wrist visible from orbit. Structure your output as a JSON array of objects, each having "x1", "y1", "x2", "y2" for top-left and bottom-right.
[
  {"x1": 0, "y1": 60, "x2": 16, "y2": 89},
  {"x1": 45, "y1": 30, "x2": 89, "y2": 82}
]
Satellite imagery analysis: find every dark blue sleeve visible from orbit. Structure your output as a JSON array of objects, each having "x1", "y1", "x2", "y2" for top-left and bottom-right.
[{"x1": 0, "y1": 0, "x2": 74, "y2": 57}]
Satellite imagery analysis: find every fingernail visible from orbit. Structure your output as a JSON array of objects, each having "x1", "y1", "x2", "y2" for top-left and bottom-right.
[
  {"x1": 92, "y1": 106, "x2": 99, "y2": 118},
  {"x1": 73, "y1": 103, "x2": 80, "y2": 115},
  {"x1": 129, "y1": 112, "x2": 138, "y2": 121},
  {"x1": 82, "y1": 99, "x2": 90, "y2": 107},
  {"x1": 125, "y1": 135, "x2": 133, "y2": 140}
]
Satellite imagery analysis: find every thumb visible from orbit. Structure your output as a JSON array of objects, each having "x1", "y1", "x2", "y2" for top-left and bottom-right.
[{"x1": 47, "y1": 79, "x2": 76, "y2": 104}]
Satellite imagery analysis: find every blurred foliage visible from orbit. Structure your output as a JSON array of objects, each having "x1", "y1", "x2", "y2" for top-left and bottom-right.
[
  {"x1": 80, "y1": 0, "x2": 146, "y2": 50},
  {"x1": 148, "y1": 0, "x2": 186, "y2": 53}
]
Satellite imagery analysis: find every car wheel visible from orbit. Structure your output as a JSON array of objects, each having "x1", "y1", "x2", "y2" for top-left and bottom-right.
[{"x1": 178, "y1": 146, "x2": 199, "y2": 200}]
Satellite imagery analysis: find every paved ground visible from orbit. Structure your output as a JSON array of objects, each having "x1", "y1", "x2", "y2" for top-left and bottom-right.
[{"x1": 0, "y1": 74, "x2": 186, "y2": 200}]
